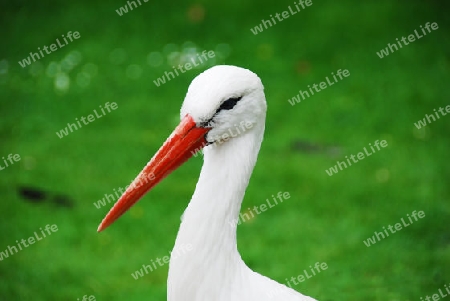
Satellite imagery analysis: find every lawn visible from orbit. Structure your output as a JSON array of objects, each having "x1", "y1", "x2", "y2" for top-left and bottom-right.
[{"x1": 0, "y1": 0, "x2": 449, "y2": 300}]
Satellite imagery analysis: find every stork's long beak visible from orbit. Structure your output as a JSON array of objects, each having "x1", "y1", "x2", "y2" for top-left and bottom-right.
[{"x1": 97, "y1": 114, "x2": 210, "y2": 232}]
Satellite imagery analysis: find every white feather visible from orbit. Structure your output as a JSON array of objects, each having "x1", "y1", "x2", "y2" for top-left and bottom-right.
[{"x1": 168, "y1": 65, "x2": 317, "y2": 301}]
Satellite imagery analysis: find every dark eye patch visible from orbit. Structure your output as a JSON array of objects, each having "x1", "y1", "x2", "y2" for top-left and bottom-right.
[
  {"x1": 217, "y1": 97, "x2": 242, "y2": 111},
  {"x1": 198, "y1": 96, "x2": 243, "y2": 128}
]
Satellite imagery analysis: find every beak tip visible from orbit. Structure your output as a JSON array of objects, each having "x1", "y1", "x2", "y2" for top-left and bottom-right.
[{"x1": 97, "y1": 222, "x2": 106, "y2": 233}]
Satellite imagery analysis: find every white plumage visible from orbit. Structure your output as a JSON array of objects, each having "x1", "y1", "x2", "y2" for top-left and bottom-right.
[{"x1": 98, "y1": 65, "x2": 317, "y2": 301}]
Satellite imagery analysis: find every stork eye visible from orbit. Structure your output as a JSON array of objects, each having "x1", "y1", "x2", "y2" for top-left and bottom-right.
[
  {"x1": 218, "y1": 97, "x2": 242, "y2": 111},
  {"x1": 199, "y1": 96, "x2": 243, "y2": 128}
]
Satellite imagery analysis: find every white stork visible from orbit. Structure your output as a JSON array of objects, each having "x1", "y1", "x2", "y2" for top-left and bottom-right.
[{"x1": 98, "y1": 65, "x2": 317, "y2": 301}]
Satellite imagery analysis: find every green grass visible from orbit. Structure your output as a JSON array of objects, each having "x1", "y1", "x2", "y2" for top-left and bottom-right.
[{"x1": 1, "y1": 0, "x2": 449, "y2": 300}]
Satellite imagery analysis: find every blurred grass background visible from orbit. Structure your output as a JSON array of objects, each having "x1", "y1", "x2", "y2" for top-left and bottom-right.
[{"x1": 1, "y1": 0, "x2": 449, "y2": 300}]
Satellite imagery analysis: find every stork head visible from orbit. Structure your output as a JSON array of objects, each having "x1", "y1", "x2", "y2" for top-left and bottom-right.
[
  {"x1": 181, "y1": 65, "x2": 266, "y2": 144},
  {"x1": 97, "y1": 65, "x2": 266, "y2": 232}
]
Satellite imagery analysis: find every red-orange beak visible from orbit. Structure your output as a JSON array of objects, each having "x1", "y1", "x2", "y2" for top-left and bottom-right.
[{"x1": 97, "y1": 114, "x2": 210, "y2": 232}]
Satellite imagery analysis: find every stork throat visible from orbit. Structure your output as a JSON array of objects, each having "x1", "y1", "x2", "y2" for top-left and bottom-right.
[{"x1": 206, "y1": 121, "x2": 253, "y2": 145}]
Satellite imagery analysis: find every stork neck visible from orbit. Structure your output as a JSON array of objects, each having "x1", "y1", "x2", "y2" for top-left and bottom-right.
[
  {"x1": 168, "y1": 123, "x2": 265, "y2": 299},
  {"x1": 179, "y1": 123, "x2": 263, "y2": 249}
]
